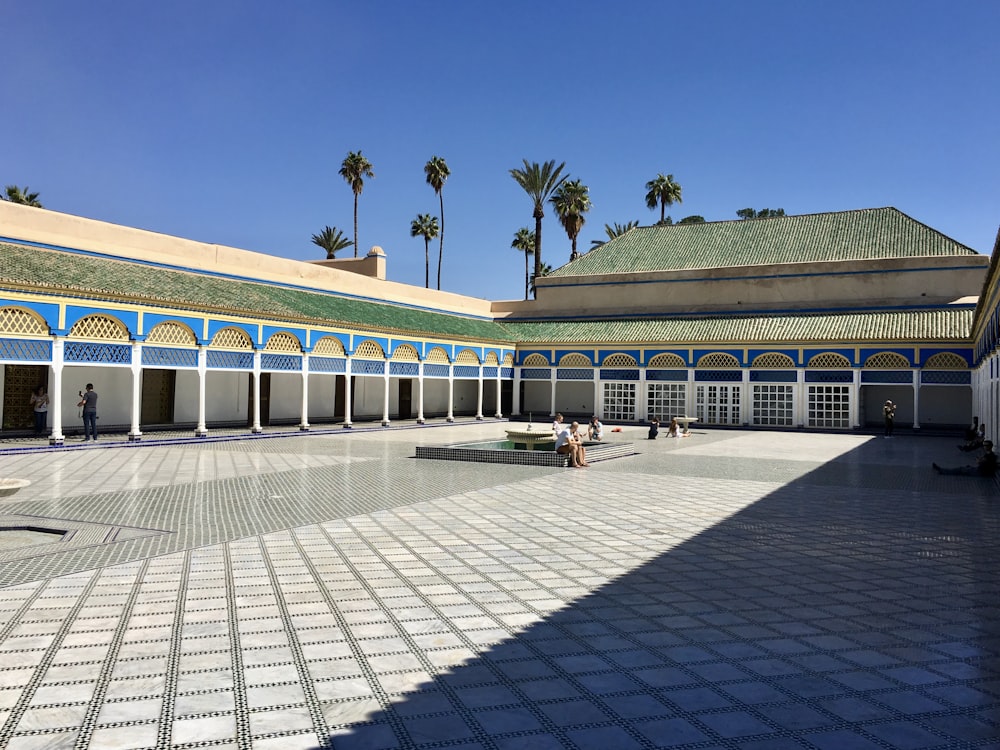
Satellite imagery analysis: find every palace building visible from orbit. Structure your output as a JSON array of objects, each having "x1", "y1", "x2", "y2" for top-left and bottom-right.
[{"x1": 0, "y1": 201, "x2": 998, "y2": 444}]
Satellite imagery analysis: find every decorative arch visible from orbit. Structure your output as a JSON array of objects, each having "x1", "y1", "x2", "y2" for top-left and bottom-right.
[
  {"x1": 559, "y1": 353, "x2": 592, "y2": 367},
  {"x1": 210, "y1": 327, "x2": 253, "y2": 350},
  {"x1": 807, "y1": 352, "x2": 851, "y2": 368},
  {"x1": 647, "y1": 353, "x2": 685, "y2": 368},
  {"x1": 146, "y1": 321, "x2": 197, "y2": 347},
  {"x1": 484, "y1": 352, "x2": 499, "y2": 366},
  {"x1": 0, "y1": 307, "x2": 49, "y2": 337},
  {"x1": 455, "y1": 349, "x2": 481, "y2": 364},
  {"x1": 68, "y1": 314, "x2": 130, "y2": 342},
  {"x1": 264, "y1": 331, "x2": 302, "y2": 353},
  {"x1": 312, "y1": 336, "x2": 345, "y2": 356},
  {"x1": 354, "y1": 340, "x2": 385, "y2": 359},
  {"x1": 391, "y1": 344, "x2": 420, "y2": 361},
  {"x1": 522, "y1": 353, "x2": 549, "y2": 367},
  {"x1": 602, "y1": 353, "x2": 638, "y2": 367},
  {"x1": 502, "y1": 353, "x2": 514, "y2": 367},
  {"x1": 425, "y1": 347, "x2": 450, "y2": 364},
  {"x1": 923, "y1": 352, "x2": 968, "y2": 369},
  {"x1": 864, "y1": 351, "x2": 910, "y2": 369},
  {"x1": 696, "y1": 352, "x2": 740, "y2": 368},
  {"x1": 751, "y1": 352, "x2": 795, "y2": 369}
]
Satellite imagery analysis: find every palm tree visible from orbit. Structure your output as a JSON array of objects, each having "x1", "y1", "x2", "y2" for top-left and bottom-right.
[
  {"x1": 3, "y1": 185, "x2": 42, "y2": 207},
  {"x1": 645, "y1": 173, "x2": 683, "y2": 224},
  {"x1": 410, "y1": 213, "x2": 439, "y2": 289},
  {"x1": 511, "y1": 227, "x2": 536, "y2": 300},
  {"x1": 530, "y1": 263, "x2": 553, "y2": 296},
  {"x1": 311, "y1": 226, "x2": 353, "y2": 259},
  {"x1": 424, "y1": 156, "x2": 450, "y2": 290},
  {"x1": 339, "y1": 151, "x2": 375, "y2": 257},
  {"x1": 510, "y1": 159, "x2": 567, "y2": 285},
  {"x1": 550, "y1": 180, "x2": 592, "y2": 262},
  {"x1": 591, "y1": 220, "x2": 639, "y2": 249}
]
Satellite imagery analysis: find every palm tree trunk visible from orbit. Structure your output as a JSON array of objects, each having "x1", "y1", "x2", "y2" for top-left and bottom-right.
[
  {"x1": 436, "y1": 193, "x2": 444, "y2": 290},
  {"x1": 524, "y1": 251, "x2": 529, "y2": 300},
  {"x1": 570, "y1": 233, "x2": 578, "y2": 262},
  {"x1": 533, "y1": 212, "x2": 543, "y2": 294},
  {"x1": 424, "y1": 238, "x2": 430, "y2": 288},
  {"x1": 353, "y1": 195, "x2": 360, "y2": 258},
  {"x1": 660, "y1": 200, "x2": 666, "y2": 224}
]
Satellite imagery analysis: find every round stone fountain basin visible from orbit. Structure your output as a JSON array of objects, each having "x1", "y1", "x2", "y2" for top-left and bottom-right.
[
  {"x1": 0, "y1": 479, "x2": 31, "y2": 497},
  {"x1": 504, "y1": 428, "x2": 555, "y2": 449}
]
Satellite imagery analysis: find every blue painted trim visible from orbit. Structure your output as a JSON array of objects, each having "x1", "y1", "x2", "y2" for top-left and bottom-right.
[
  {"x1": 0, "y1": 235, "x2": 497, "y2": 323},
  {"x1": 0, "y1": 300, "x2": 60, "y2": 332},
  {"x1": 64, "y1": 306, "x2": 139, "y2": 337}
]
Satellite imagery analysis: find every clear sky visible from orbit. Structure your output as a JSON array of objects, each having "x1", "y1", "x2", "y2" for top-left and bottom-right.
[{"x1": 4, "y1": 1, "x2": 998, "y2": 302}]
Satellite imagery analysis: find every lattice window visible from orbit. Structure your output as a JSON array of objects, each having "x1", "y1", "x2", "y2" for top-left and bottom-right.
[
  {"x1": 210, "y1": 327, "x2": 253, "y2": 350},
  {"x1": 426, "y1": 347, "x2": 450, "y2": 364},
  {"x1": 696, "y1": 352, "x2": 740, "y2": 368},
  {"x1": 559, "y1": 353, "x2": 592, "y2": 367},
  {"x1": 0, "y1": 307, "x2": 48, "y2": 336},
  {"x1": 752, "y1": 384, "x2": 794, "y2": 426},
  {"x1": 807, "y1": 352, "x2": 851, "y2": 368},
  {"x1": 265, "y1": 332, "x2": 302, "y2": 353},
  {"x1": 648, "y1": 353, "x2": 685, "y2": 368},
  {"x1": 502, "y1": 353, "x2": 514, "y2": 366},
  {"x1": 312, "y1": 336, "x2": 345, "y2": 356},
  {"x1": 603, "y1": 382, "x2": 636, "y2": 421},
  {"x1": 923, "y1": 352, "x2": 967, "y2": 369},
  {"x1": 146, "y1": 321, "x2": 197, "y2": 346},
  {"x1": 807, "y1": 385, "x2": 851, "y2": 428},
  {"x1": 455, "y1": 349, "x2": 480, "y2": 364},
  {"x1": 69, "y1": 315, "x2": 129, "y2": 341},
  {"x1": 647, "y1": 383, "x2": 686, "y2": 421},
  {"x1": 695, "y1": 384, "x2": 742, "y2": 425},
  {"x1": 484, "y1": 352, "x2": 499, "y2": 365},
  {"x1": 354, "y1": 340, "x2": 385, "y2": 359},
  {"x1": 864, "y1": 352, "x2": 910, "y2": 369},
  {"x1": 522, "y1": 353, "x2": 549, "y2": 366},
  {"x1": 602, "y1": 353, "x2": 638, "y2": 367},
  {"x1": 751, "y1": 352, "x2": 795, "y2": 369},
  {"x1": 391, "y1": 344, "x2": 419, "y2": 361}
]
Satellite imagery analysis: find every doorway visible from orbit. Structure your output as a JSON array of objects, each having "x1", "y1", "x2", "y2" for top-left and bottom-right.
[
  {"x1": 248, "y1": 372, "x2": 271, "y2": 427},
  {"x1": 2, "y1": 364, "x2": 48, "y2": 431},
  {"x1": 398, "y1": 379, "x2": 412, "y2": 420},
  {"x1": 141, "y1": 369, "x2": 175, "y2": 425}
]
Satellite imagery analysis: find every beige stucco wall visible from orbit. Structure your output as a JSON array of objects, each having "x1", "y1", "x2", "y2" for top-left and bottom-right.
[
  {"x1": 492, "y1": 255, "x2": 988, "y2": 318},
  {"x1": 0, "y1": 202, "x2": 493, "y2": 317}
]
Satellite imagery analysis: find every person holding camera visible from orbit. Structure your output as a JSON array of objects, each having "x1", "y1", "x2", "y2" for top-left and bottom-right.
[{"x1": 77, "y1": 383, "x2": 99, "y2": 441}]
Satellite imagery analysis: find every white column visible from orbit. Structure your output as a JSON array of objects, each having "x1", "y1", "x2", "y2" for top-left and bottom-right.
[
  {"x1": 851, "y1": 368, "x2": 861, "y2": 429},
  {"x1": 128, "y1": 341, "x2": 143, "y2": 441},
  {"x1": 549, "y1": 366, "x2": 557, "y2": 417},
  {"x1": 476, "y1": 368, "x2": 484, "y2": 420},
  {"x1": 638, "y1": 369, "x2": 647, "y2": 422},
  {"x1": 446, "y1": 365, "x2": 455, "y2": 422},
  {"x1": 687, "y1": 368, "x2": 696, "y2": 417},
  {"x1": 300, "y1": 353, "x2": 311, "y2": 431},
  {"x1": 594, "y1": 370, "x2": 602, "y2": 419},
  {"x1": 796, "y1": 369, "x2": 806, "y2": 428},
  {"x1": 382, "y1": 365, "x2": 391, "y2": 427},
  {"x1": 494, "y1": 366, "x2": 502, "y2": 419},
  {"x1": 912, "y1": 369, "x2": 920, "y2": 430},
  {"x1": 512, "y1": 366, "x2": 522, "y2": 416},
  {"x1": 417, "y1": 361, "x2": 425, "y2": 424},
  {"x1": 251, "y1": 350, "x2": 263, "y2": 433},
  {"x1": 343, "y1": 357, "x2": 353, "y2": 428},
  {"x1": 196, "y1": 345, "x2": 208, "y2": 436},
  {"x1": 49, "y1": 337, "x2": 65, "y2": 445},
  {"x1": 741, "y1": 368, "x2": 750, "y2": 426}
]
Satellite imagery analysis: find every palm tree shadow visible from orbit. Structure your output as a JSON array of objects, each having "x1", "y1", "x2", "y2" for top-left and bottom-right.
[{"x1": 317, "y1": 438, "x2": 998, "y2": 749}]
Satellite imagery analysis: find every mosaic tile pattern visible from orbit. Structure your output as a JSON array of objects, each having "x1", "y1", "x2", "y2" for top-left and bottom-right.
[{"x1": 0, "y1": 424, "x2": 996, "y2": 749}]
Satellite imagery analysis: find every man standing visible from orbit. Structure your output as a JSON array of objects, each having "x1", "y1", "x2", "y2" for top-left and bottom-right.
[
  {"x1": 883, "y1": 400, "x2": 896, "y2": 438},
  {"x1": 77, "y1": 383, "x2": 98, "y2": 441}
]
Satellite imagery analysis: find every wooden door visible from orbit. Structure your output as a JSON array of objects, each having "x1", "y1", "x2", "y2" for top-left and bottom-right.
[
  {"x1": 140, "y1": 369, "x2": 175, "y2": 424},
  {"x1": 398, "y1": 379, "x2": 412, "y2": 420},
  {"x1": 248, "y1": 373, "x2": 271, "y2": 426},
  {"x1": 3, "y1": 365, "x2": 48, "y2": 430}
]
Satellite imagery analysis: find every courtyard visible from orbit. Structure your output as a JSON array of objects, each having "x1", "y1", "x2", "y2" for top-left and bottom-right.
[{"x1": 0, "y1": 423, "x2": 996, "y2": 749}]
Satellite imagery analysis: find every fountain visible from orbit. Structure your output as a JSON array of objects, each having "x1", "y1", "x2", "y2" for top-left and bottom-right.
[{"x1": 0, "y1": 479, "x2": 30, "y2": 497}]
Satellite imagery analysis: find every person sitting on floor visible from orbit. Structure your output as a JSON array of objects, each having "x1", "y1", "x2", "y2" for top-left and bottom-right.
[
  {"x1": 666, "y1": 417, "x2": 682, "y2": 438},
  {"x1": 587, "y1": 416, "x2": 604, "y2": 441},
  {"x1": 647, "y1": 418, "x2": 659, "y2": 440},
  {"x1": 934, "y1": 440, "x2": 997, "y2": 477},
  {"x1": 959, "y1": 423, "x2": 986, "y2": 452},
  {"x1": 555, "y1": 421, "x2": 589, "y2": 468},
  {"x1": 964, "y1": 416, "x2": 980, "y2": 442}
]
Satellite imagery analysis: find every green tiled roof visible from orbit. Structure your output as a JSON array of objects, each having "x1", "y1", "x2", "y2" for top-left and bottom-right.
[
  {"x1": 501, "y1": 308, "x2": 973, "y2": 344},
  {"x1": 0, "y1": 243, "x2": 514, "y2": 342},
  {"x1": 549, "y1": 208, "x2": 979, "y2": 277}
]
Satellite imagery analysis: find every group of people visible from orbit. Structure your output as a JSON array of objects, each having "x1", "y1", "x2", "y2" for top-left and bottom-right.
[
  {"x1": 26, "y1": 383, "x2": 99, "y2": 440},
  {"x1": 647, "y1": 417, "x2": 686, "y2": 440},
  {"x1": 933, "y1": 417, "x2": 996, "y2": 478},
  {"x1": 551, "y1": 414, "x2": 592, "y2": 468}
]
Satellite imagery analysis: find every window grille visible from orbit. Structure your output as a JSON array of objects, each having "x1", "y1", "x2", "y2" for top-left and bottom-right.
[
  {"x1": 647, "y1": 383, "x2": 686, "y2": 421},
  {"x1": 390, "y1": 344, "x2": 419, "y2": 361},
  {"x1": 210, "y1": 327, "x2": 253, "y2": 350},
  {"x1": 455, "y1": 349, "x2": 480, "y2": 364},
  {"x1": 695, "y1": 384, "x2": 741, "y2": 424},
  {"x1": 751, "y1": 352, "x2": 795, "y2": 369},
  {"x1": 502, "y1": 353, "x2": 514, "y2": 366},
  {"x1": 425, "y1": 347, "x2": 451, "y2": 363},
  {"x1": 696, "y1": 352, "x2": 740, "y2": 368},
  {"x1": 354, "y1": 340, "x2": 385, "y2": 359},
  {"x1": 521, "y1": 353, "x2": 549, "y2": 366},
  {"x1": 807, "y1": 385, "x2": 851, "y2": 428},
  {"x1": 146, "y1": 322, "x2": 197, "y2": 346},
  {"x1": 752, "y1": 384, "x2": 794, "y2": 426},
  {"x1": 863, "y1": 352, "x2": 910, "y2": 369},
  {"x1": 264, "y1": 332, "x2": 302, "y2": 353},
  {"x1": 69, "y1": 315, "x2": 129, "y2": 342},
  {"x1": 484, "y1": 351, "x2": 499, "y2": 365},
  {"x1": 806, "y1": 352, "x2": 851, "y2": 368},
  {"x1": 647, "y1": 353, "x2": 685, "y2": 368},
  {"x1": 312, "y1": 336, "x2": 345, "y2": 356},
  {"x1": 0, "y1": 307, "x2": 48, "y2": 336},
  {"x1": 602, "y1": 353, "x2": 638, "y2": 367},
  {"x1": 603, "y1": 382, "x2": 636, "y2": 421},
  {"x1": 559, "y1": 353, "x2": 592, "y2": 367},
  {"x1": 923, "y1": 352, "x2": 967, "y2": 369}
]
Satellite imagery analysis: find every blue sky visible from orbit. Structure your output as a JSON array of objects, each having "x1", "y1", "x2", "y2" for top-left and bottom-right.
[{"x1": 4, "y1": 1, "x2": 999, "y2": 302}]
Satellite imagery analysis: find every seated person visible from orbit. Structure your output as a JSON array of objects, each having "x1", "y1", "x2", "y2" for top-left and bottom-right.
[
  {"x1": 647, "y1": 418, "x2": 659, "y2": 440},
  {"x1": 587, "y1": 416, "x2": 604, "y2": 441},
  {"x1": 964, "y1": 417, "x2": 980, "y2": 442},
  {"x1": 959, "y1": 423, "x2": 986, "y2": 452},
  {"x1": 934, "y1": 440, "x2": 997, "y2": 477},
  {"x1": 551, "y1": 413, "x2": 564, "y2": 436},
  {"x1": 666, "y1": 418, "x2": 681, "y2": 438},
  {"x1": 555, "y1": 421, "x2": 589, "y2": 467}
]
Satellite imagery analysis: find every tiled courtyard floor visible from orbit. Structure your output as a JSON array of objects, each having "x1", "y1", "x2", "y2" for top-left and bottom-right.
[{"x1": 0, "y1": 423, "x2": 996, "y2": 749}]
